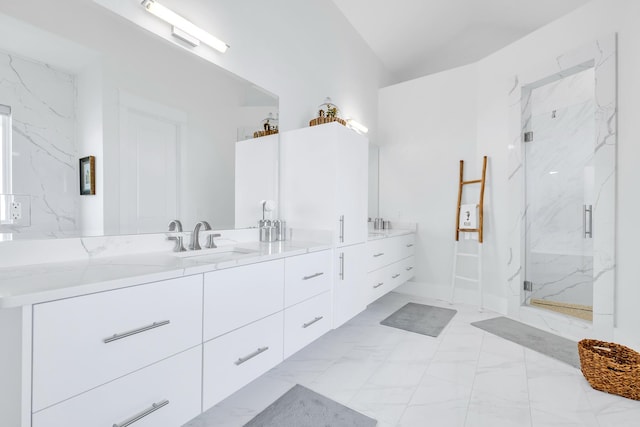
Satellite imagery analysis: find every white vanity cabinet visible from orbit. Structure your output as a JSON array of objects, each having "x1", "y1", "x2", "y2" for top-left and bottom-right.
[
  {"x1": 280, "y1": 122, "x2": 368, "y2": 247},
  {"x1": 202, "y1": 259, "x2": 285, "y2": 409},
  {"x1": 32, "y1": 347, "x2": 201, "y2": 427},
  {"x1": 283, "y1": 250, "x2": 333, "y2": 358},
  {"x1": 30, "y1": 275, "x2": 203, "y2": 427},
  {"x1": 365, "y1": 233, "x2": 416, "y2": 305},
  {"x1": 281, "y1": 123, "x2": 369, "y2": 329},
  {"x1": 31, "y1": 275, "x2": 202, "y2": 413}
]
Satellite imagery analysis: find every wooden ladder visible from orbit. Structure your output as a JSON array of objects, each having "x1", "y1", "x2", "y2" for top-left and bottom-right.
[{"x1": 450, "y1": 156, "x2": 487, "y2": 310}]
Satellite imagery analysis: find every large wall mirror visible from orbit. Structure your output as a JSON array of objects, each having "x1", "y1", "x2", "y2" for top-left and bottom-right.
[{"x1": 0, "y1": 1, "x2": 278, "y2": 240}]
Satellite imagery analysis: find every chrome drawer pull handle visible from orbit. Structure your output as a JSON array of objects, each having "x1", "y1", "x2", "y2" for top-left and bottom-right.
[
  {"x1": 303, "y1": 272, "x2": 324, "y2": 280},
  {"x1": 373, "y1": 282, "x2": 384, "y2": 289},
  {"x1": 302, "y1": 316, "x2": 323, "y2": 328},
  {"x1": 373, "y1": 253, "x2": 384, "y2": 257},
  {"x1": 392, "y1": 274, "x2": 401, "y2": 279},
  {"x1": 406, "y1": 267, "x2": 413, "y2": 271},
  {"x1": 104, "y1": 320, "x2": 170, "y2": 344},
  {"x1": 406, "y1": 244, "x2": 414, "y2": 247},
  {"x1": 113, "y1": 399, "x2": 169, "y2": 427},
  {"x1": 235, "y1": 346, "x2": 269, "y2": 366}
]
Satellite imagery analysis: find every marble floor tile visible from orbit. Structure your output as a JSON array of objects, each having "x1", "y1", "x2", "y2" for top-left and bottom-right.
[{"x1": 185, "y1": 292, "x2": 639, "y2": 427}]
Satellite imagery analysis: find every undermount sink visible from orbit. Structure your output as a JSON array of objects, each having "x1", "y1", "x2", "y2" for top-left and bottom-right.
[{"x1": 173, "y1": 246, "x2": 257, "y2": 259}]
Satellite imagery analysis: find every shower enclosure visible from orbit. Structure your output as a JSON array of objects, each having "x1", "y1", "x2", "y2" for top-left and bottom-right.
[{"x1": 523, "y1": 68, "x2": 595, "y2": 321}]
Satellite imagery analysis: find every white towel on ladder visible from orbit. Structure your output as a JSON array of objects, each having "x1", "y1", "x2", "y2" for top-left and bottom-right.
[{"x1": 459, "y1": 204, "x2": 478, "y2": 240}]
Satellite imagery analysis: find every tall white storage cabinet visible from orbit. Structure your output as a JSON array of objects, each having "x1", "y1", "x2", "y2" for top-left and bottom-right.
[{"x1": 281, "y1": 122, "x2": 368, "y2": 327}]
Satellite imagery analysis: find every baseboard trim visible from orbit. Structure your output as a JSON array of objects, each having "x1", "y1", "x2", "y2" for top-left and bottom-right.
[{"x1": 395, "y1": 281, "x2": 508, "y2": 315}]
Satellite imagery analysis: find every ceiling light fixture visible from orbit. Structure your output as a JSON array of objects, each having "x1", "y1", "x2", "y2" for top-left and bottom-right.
[
  {"x1": 141, "y1": 0, "x2": 229, "y2": 53},
  {"x1": 346, "y1": 118, "x2": 369, "y2": 134}
]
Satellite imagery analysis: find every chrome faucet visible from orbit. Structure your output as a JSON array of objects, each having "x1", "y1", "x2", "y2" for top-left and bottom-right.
[
  {"x1": 167, "y1": 219, "x2": 186, "y2": 252},
  {"x1": 190, "y1": 221, "x2": 221, "y2": 250}
]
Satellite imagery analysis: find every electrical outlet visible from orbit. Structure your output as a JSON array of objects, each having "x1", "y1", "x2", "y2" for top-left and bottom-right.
[{"x1": 11, "y1": 201, "x2": 22, "y2": 220}]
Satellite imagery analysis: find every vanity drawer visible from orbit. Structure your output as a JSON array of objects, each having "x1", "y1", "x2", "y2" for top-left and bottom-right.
[
  {"x1": 284, "y1": 291, "x2": 331, "y2": 358},
  {"x1": 399, "y1": 256, "x2": 416, "y2": 285},
  {"x1": 284, "y1": 250, "x2": 332, "y2": 307},
  {"x1": 204, "y1": 259, "x2": 284, "y2": 341},
  {"x1": 32, "y1": 347, "x2": 202, "y2": 427},
  {"x1": 367, "y1": 238, "x2": 392, "y2": 272},
  {"x1": 203, "y1": 311, "x2": 284, "y2": 409},
  {"x1": 396, "y1": 234, "x2": 416, "y2": 260},
  {"x1": 32, "y1": 275, "x2": 202, "y2": 412},
  {"x1": 365, "y1": 267, "x2": 391, "y2": 305}
]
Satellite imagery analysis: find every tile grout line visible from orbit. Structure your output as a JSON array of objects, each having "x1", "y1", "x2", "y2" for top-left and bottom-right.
[{"x1": 462, "y1": 329, "x2": 485, "y2": 427}]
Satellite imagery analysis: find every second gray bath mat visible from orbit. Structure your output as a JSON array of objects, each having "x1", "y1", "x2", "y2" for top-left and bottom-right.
[
  {"x1": 244, "y1": 384, "x2": 377, "y2": 427},
  {"x1": 380, "y1": 302, "x2": 457, "y2": 337},
  {"x1": 471, "y1": 316, "x2": 580, "y2": 368}
]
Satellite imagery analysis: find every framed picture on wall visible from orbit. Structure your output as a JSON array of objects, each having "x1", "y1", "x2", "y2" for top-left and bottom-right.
[{"x1": 79, "y1": 156, "x2": 96, "y2": 195}]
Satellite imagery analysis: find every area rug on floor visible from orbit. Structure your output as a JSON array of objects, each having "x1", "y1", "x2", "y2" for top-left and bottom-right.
[
  {"x1": 380, "y1": 302, "x2": 457, "y2": 337},
  {"x1": 471, "y1": 316, "x2": 580, "y2": 368},
  {"x1": 243, "y1": 384, "x2": 377, "y2": 427}
]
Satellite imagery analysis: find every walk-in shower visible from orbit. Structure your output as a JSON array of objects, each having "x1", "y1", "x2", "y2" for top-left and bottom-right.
[
  {"x1": 523, "y1": 67, "x2": 595, "y2": 321},
  {"x1": 507, "y1": 34, "x2": 616, "y2": 340}
]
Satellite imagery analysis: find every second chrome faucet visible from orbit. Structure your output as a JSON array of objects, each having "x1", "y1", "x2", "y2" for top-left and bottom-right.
[{"x1": 189, "y1": 221, "x2": 221, "y2": 250}]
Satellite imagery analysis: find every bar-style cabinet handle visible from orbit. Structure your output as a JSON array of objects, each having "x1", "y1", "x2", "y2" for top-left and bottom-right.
[
  {"x1": 373, "y1": 253, "x2": 384, "y2": 257},
  {"x1": 406, "y1": 243, "x2": 414, "y2": 248},
  {"x1": 302, "y1": 316, "x2": 323, "y2": 328},
  {"x1": 373, "y1": 282, "x2": 384, "y2": 289},
  {"x1": 339, "y1": 215, "x2": 345, "y2": 243},
  {"x1": 339, "y1": 253, "x2": 345, "y2": 280},
  {"x1": 392, "y1": 274, "x2": 401, "y2": 279},
  {"x1": 113, "y1": 400, "x2": 169, "y2": 427},
  {"x1": 303, "y1": 272, "x2": 324, "y2": 280},
  {"x1": 406, "y1": 266, "x2": 413, "y2": 271},
  {"x1": 235, "y1": 347, "x2": 269, "y2": 366},
  {"x1": 104, "y1": 320, "x2": 170, "y2": 344}
]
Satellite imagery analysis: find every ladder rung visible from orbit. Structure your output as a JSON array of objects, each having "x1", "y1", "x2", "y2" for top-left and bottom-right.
[
  {"x1": 455, "y1": 275, "x2": 478, "y2": 282},
  {"x1": 458, "y1": 228, "x2": 479, "y2": 232},
  {"x1": 457, "y1": 253, "x2": 478, "y2": 258},
  {"x1": 462, "y1": 179, "x2": 482, "y2": 185}
]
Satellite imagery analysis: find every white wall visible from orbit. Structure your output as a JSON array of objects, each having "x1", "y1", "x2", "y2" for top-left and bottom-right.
[
  {"x1": 379, "y1": 0, "x2": 640, "y2": 348},
  {"x1": 378, "y1": 63, "x2": 480, "y2": 303}
]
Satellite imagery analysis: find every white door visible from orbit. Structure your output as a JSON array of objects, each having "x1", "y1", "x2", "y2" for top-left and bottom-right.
[{"x1": 120, "y1": 95, "x2": 184, "y2": 234}]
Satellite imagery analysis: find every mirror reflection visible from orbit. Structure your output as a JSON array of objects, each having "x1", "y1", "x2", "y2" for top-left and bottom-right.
[{"x1": 0, "y1": 8, "x2": 278, "y2": 240}]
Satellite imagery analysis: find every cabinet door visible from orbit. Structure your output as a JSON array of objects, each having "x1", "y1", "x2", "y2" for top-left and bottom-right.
[
  {"x1": 333, "y1": 243, "x2": 367, "y2": 328},
  {"x1": 280, "y1": 127, "x2": 337, "y2": 234},
  {"x1": 203, "y1": 312, "x2": 283, "y2": 409},
  {"x1": 335, "y1": 127, "x2": 368, "y2": 247},
  {"x1": 33, "y1": 347, "x2": 202, "y2": 427},
  {"x1": 284, "y1": 291, "x2": 331, "y2": 358},
  {"x1": 284, "y1": 250, "x2": 332, "y2": 307},
  {"x1": 203, "y1": 259, "x2": 284, "y2": 341}
]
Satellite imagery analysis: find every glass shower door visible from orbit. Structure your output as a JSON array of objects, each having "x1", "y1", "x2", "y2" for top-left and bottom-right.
[{"x1": 524, "y1": 68, "x2": 595, "y2": 321}]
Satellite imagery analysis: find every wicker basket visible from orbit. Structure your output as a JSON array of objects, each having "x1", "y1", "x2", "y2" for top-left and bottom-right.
[
  {"x1": 253, "y1": 129, "x2": 279, "y2": 138},
  {"x1": 578, "y1": 339, "x2": 640, "y2": 400}
]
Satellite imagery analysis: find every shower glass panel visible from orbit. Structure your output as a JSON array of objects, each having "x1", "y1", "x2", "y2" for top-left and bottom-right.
[{"x1": 524, "y1": 67, "x2": 595, "y2": 321}]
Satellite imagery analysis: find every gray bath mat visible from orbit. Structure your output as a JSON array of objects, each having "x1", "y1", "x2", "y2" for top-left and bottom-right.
[
  {"x1": 471, "y1": 317, "x2": 580, "y2": 368},
  {"x1": 380, "y1": 303, "x2": 457, "y2": 337},
  {"x1": 244, "y1": 384, "x2": 377, "y2": 427}
]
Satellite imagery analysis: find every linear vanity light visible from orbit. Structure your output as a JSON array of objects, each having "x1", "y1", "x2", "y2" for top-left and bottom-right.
[
  {"x1": 141, "y1": 0, "x2": 229, "y2": 53},
  {"x1": 346, "y1": 118, "x2": 369, "y2": 134}
]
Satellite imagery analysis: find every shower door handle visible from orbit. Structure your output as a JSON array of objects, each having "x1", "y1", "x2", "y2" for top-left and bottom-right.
[{"x1": 583, "y1": 204, "x2": 593, "y2": 238}]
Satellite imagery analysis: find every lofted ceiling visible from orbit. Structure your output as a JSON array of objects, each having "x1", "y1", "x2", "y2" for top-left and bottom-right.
[{"x1": 331, "y1": 0, "x2": 590, "y2": 84}]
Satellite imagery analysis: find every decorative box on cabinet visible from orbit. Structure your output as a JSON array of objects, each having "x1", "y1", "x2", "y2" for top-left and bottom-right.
[
  {"x1": 365, "y1": 233, "x2": 416, "y2": 305},
  {"x1": 31, "y1": 275, "x2": 202, "y2": 412}
]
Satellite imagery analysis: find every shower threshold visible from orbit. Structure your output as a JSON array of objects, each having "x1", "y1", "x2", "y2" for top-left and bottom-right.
[{"x1": 530, "y1": 299, "x2": 593, "y2": 322}]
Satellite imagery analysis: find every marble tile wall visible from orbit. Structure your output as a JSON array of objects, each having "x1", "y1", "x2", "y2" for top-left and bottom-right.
[{"x1": 0, "y1": 49, "x2": 78, "y2": 238}]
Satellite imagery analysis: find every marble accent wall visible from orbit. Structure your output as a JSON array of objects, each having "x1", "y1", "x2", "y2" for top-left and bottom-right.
[
  {"x1": 0, "y1": 50, "x2": 78, "y2": 238},
  {"x1": 507, "y1": 35, "x2": 617, "y2": 340}
]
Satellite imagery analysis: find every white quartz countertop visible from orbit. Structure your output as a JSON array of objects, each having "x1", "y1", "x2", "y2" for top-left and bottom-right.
[
  {"x1": 367, "y1": 229, "x2": 415, "y2": 240},
  {"x1": 0, "y1": 240, "x2": 331, "y2": 308}
]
